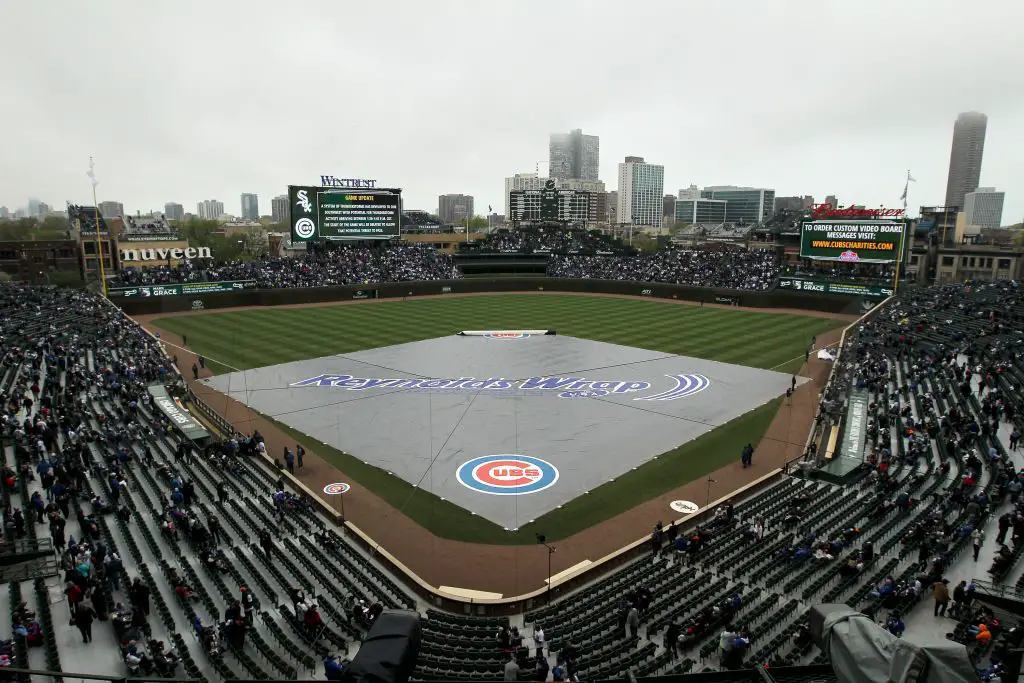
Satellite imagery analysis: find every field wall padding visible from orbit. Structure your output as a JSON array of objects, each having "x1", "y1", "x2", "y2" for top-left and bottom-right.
[{"x1": 114, "y1": 277, "x2": 859, "y2": 316}]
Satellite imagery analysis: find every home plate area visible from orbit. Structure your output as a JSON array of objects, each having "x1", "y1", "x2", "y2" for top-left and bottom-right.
[{"x1": 203, "y1": 333, "x2": 804, "y2": 529}]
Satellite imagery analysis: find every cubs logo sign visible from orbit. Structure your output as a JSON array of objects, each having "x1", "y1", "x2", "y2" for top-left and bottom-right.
[
  {"x1": 484, "y1": 332, "x2": 529, "y2": 339},
  {"x1": 456, "y1": 455, "x2": 559, "y2": 496}
]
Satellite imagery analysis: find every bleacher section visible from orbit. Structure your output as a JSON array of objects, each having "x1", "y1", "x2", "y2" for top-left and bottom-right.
[
  {"x1": 66, "y1": 204, "x2": 109, "y2": 234},
  {"x1": 459, "y1": 227, "x2": 631, "y2": 256},
  {"x1": 1, "y1": 280, "x2": 1023, "y2": 682},
  {"x1": 671, "y1": 223, "x2": 754, "y2": 245},
  {"x1": 121, "y1": 214, "x2": 181, "y2": 239},
  {"x1": 401, "y1": 211, "x2": 446, "y2": 233}
]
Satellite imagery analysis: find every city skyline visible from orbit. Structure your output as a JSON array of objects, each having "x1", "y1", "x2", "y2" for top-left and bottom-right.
[{"x1": 2, "y1": 1, "x2": 1023, "y2": 223}]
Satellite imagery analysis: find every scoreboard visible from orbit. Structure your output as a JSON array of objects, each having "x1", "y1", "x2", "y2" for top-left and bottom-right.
[
  {"x1": 288, "y1": 185, "x2": 402, "y2": 242},
  {"x1": 509, "y1": 182, "x2": 595, "y2": 224}
]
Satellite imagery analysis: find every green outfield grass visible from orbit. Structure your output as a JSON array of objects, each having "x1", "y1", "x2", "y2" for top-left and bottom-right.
[{"x1": 152, "y1": 294, "x2": 844, "y2": 543}]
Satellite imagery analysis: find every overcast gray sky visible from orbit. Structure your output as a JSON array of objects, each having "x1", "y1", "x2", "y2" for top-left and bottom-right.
[{"x1": 2, "y1": 0, "x2": 1022, "y2": 223}]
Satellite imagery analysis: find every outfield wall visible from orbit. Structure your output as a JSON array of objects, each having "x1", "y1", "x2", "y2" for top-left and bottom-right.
[{"x1": 112, "y1": 277, "x2": 858, "y2": 316}]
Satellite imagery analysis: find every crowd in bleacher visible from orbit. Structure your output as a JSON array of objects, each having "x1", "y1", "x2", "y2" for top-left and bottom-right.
[
  {"x1": 547, "y1": 247, "x2": 779, "y2": 290},
  {"x1": 462, "y1": 228, "x2": 628, "y2": 255},
  {"x1": 6, "y1": 279, "x2": 1024, "y2": 681},
  {"x1": 782, "y1": 261, "x2": 896, "y2": 285},
  {"x1": 110, "y1": 243, "x2": 458, "y2": 289}
]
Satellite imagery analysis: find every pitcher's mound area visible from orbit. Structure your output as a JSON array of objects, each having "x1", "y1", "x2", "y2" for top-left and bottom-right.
[{"x1": 203, "y1": 333, "x2": 803, "y2": 528}]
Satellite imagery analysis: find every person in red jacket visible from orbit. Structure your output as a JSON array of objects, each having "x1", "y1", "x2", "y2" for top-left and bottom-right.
[{"x1": 304, "y1": 604, "x2": 324, "y2": 635}]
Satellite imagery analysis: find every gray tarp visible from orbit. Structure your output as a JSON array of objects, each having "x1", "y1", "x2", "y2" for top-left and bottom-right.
[{"x1": 812, "y1": 605, "x2": 976, "y2": 683}]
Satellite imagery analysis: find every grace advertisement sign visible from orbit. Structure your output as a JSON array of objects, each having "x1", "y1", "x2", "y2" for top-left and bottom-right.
[{"x1": 799, "y1": 220, "x2": 905, "y2": 263}]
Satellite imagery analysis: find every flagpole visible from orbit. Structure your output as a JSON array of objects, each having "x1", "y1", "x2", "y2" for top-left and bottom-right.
[
  {"x1": 88, "y1": 157, "x2": 108, "y2": 297},
  {"x1": 893, "y1": 169, "x2": 911, "y2": 296}
]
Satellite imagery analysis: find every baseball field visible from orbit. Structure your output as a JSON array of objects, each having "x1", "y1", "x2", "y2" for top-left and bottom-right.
[{"x1": 149, "y1": 294, "x2": 845, "y2": 545}]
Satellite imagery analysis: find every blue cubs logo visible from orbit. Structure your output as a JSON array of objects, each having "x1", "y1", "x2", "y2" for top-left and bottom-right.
[
  {"x1": 456, "y1": 455, "x2": 559, "y2": 496},
  {"x1": 484, "y1": 332, "x2": 529, "y2": 339}
]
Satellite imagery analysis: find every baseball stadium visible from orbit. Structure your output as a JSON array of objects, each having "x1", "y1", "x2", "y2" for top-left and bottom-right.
[{"x1": 0, "y1": 203, "x2": 1011, "y2": 683}]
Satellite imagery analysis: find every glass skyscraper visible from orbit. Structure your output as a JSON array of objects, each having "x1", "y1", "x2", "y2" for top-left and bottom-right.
[{"x1": 549, "y1": 129, "x2": 600, "y2": 182}]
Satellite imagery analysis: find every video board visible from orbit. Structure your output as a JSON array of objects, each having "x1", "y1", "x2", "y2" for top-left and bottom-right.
[
  {"x1": 799, "y1": 220, "x2": 905, "y2": 263},
  {"x1": 289, "y1": 185, "x2": 402, "y2": 241}
]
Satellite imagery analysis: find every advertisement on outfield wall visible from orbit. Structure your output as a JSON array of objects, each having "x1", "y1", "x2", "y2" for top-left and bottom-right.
[
  {"x1": 799, "y1": 220, "x2": 905, "y2": 263},
  {"x1": 777, "y1": 277, "x2": 892, "y2": 298},
  {"x1": 108, "y1": 280, "x2": 257, "y2": 298}
]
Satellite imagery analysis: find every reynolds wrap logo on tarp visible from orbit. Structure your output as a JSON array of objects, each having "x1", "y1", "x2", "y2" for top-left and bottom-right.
[{"x1": 290, "y1": 373, "x2": 711, "y2": 401}]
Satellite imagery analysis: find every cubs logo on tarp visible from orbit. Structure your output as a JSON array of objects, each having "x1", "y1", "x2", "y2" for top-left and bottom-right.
[
  {"x1": 484, "y1": 332, "x2": 529, "y2": 339},
  {"x1": 456, "y1": 455, "x2": 559, "y2": 496},
  {"x1": 839, "y1": 249, "x2": 860, "y2": 262}
]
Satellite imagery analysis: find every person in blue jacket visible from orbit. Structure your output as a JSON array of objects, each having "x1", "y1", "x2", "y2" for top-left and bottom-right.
[{"x1": 324, "y1": 654, "x2": 344, "y2": 681}]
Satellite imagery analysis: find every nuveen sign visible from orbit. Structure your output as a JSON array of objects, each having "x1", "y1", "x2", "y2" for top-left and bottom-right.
[{"x1": 119, "y1": 246, "x2": 212, "y2": 262}]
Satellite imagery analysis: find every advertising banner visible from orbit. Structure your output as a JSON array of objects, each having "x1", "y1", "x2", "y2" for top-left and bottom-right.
[
  {"x1": 840, "y1": 390, "x2": 870, "y2": 461},
  {"x1": 777, "y1": 277, "x2": 891, "y2": 299},
  {"x1": 800, "y1": 220, "x2": 905, "y2": 263},
  {"x1": 148, "y1": 385, "x2": 211, "y2": 443},
  {"x1": 109, "y1": 280, "x2": 257, "y2": 298}
]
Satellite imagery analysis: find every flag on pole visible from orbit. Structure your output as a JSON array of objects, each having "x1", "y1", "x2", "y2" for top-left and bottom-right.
[
  {"x1": 899, "y1": 170, "x2": 916, "y2": 204},
  {"x1": 87, "y1": 157, "x2": 99, "y2": 188},
  {"x1": 488, "y1": 205, "x2": 492, "y2": 213}
]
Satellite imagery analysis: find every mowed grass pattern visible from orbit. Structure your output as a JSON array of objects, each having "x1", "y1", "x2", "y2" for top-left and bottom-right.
[{"x1": 152, "y1": 295, "x2": 844, "y2": 543}]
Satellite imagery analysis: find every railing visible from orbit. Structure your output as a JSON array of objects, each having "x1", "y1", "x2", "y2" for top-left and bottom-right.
[
  {"x1": 0, "y1": 537, "x2": 54, "y2": 556},
  {"x1": 0, "y1": 665, "x2": 201, "y2": 682}
]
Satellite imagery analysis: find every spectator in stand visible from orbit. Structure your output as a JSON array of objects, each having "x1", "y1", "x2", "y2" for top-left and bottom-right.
[{"x1": 547, "y1": 246, "x2": 778, "y2": 290}]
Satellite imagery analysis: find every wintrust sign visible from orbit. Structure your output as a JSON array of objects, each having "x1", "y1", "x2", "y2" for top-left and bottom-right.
[
  {"x1": 319, "y1": 176, "x2": 377, "y2": 188},
  {"x1": 119, "y1": 246, "x2": 212, "y2": 262}
]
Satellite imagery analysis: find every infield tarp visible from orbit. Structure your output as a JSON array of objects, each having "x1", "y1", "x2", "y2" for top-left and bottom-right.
[{"x1": 204, "y1": 334, "x2": 804, "y2": 528}]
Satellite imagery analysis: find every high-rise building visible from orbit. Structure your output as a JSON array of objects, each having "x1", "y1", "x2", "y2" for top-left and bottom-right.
[
  {"x1": 675, "y1": 185, "x2": 726, "y2": 223},
  {"x1": 606, "y1": 191, "x2": 618, "y2": 224},
  {"x1": 824, "y1": 195, "x2": 838, "y2": 209},
  {"x1": 963, "y1": 187, "x2": 1005, "y2": 229},
  {"x1": 617, "y1": 157, "x2": 665, "y2": 227},
  {"x1": 27, "y1": 199, "x2": 45, "y2": 217},
  {"x1": 700, "y1": 186, "x2": 775, "y2": 224},
  {"x1": 663, "y1": 195, "x2": 677, "y2": 227},
  {"x1": 163, "y1": 203, "x2": 185, "y2": 221},
  {"x1": 438, "y1": 194, "x2": 475, "y2": 224},
  {"x1": 97, "y1": 201, "x2": 124, "y2": 218},
  {"x1": 197, "y1": 199, "x2": 225, "y2": 221},
  {"x1": 271, "y1": 195, "x2": 289, "y2": 224},
  {"x1": 944, "y1": 111, "x2": 988, "y2": 210},
  {"x1": 240, "y1": 193, "x2": 259, "y2": 220},
  {"x1": 0, "y1": 207, "x2": 9, "y2": 220},
  {"x1": 549, "y1": 129, "x2": 600, "y2": 181}
]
